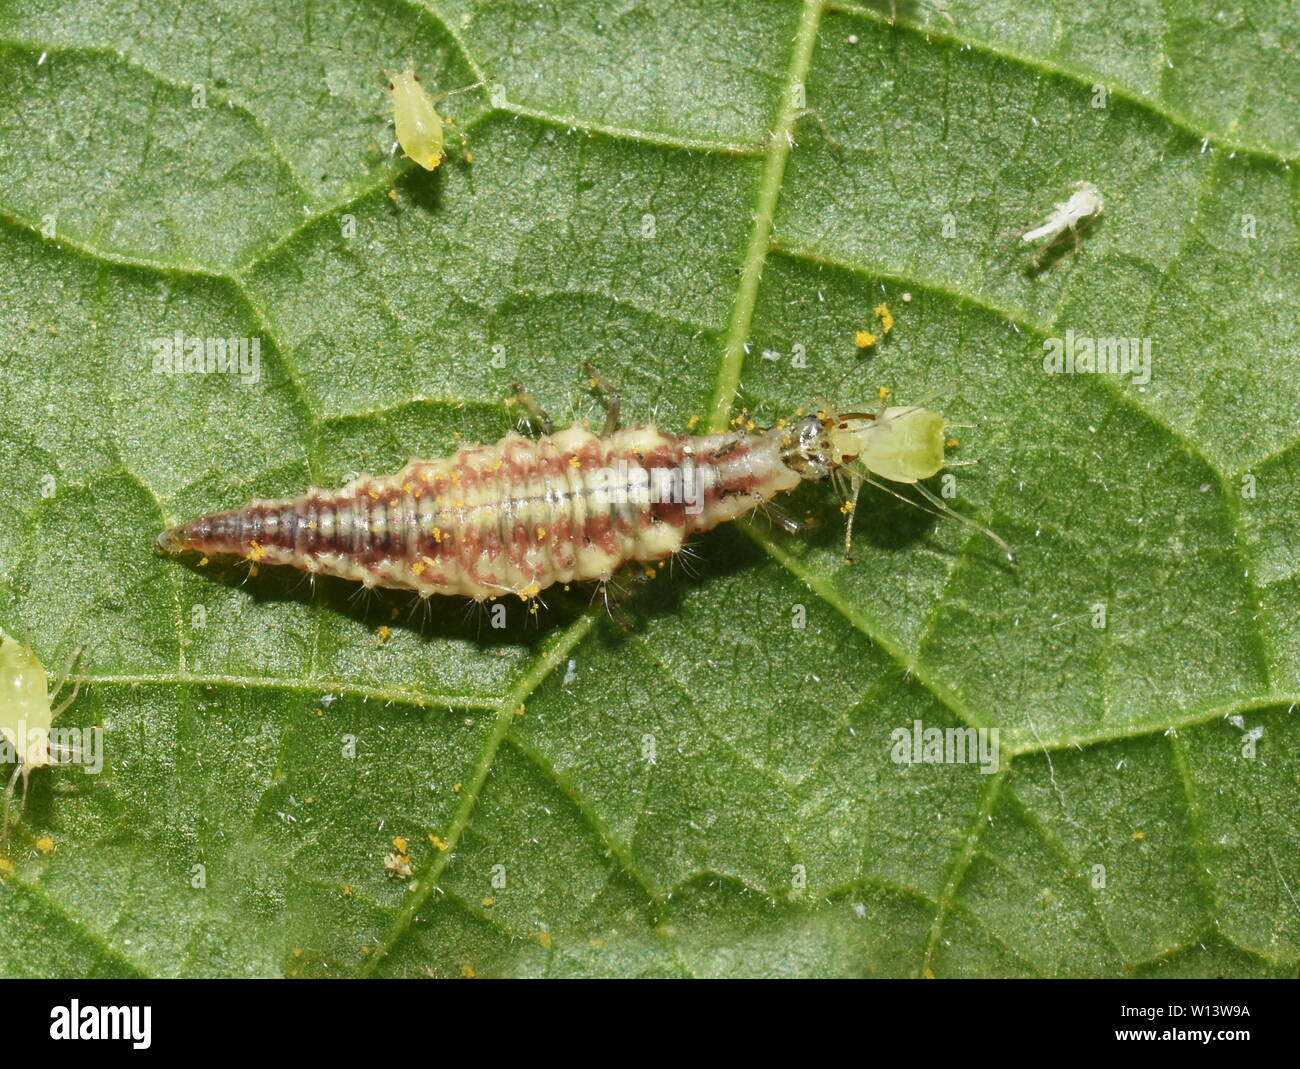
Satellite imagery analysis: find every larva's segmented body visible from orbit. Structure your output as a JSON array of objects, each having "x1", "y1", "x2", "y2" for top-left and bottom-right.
[
  {"x1": 159, "y1": 424, "x2": 800, "y2": 600},
  {"x1": 158, "y1": 403, "x2": 1002, "y2": 600}
]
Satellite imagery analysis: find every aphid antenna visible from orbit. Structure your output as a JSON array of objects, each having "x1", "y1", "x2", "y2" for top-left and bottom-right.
[
  {"x1": 431, "y1": 79, "x2": 488, "y2": 107},
  {"x1": 911, "y1": 479, "x2": 1014, "y2": 561}
]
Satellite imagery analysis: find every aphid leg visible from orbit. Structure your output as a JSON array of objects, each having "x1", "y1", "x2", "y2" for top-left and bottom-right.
[
  {"x1": 787, "y1": 108, "x2": 841, "y2": 153},
  {"x1": 430, "y1": 81, "x2": 487, "y2": 162},
  {"x1": 887, "y1": 0, "x2": 957, "y2": 28},
  {"x1": 509, "y1": 383, "x2": 554, "y2": 436},
  {"x1": 1, "y1": 764, "x2": 29, "y2": 849},
  {"x1": 582, "y1": 360, "x2": 621, "y2": 436},
  {"x1": 440, "y1": 114, "x2": 472, "y2": 164},
  {"x1": 49, "y1": 646, "x2": 84, "y2": 719},
  {"x1": 842, "y1": 472, "x2": 866, "y2": 565}
]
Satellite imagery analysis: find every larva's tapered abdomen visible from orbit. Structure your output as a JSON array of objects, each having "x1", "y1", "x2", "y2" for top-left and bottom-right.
[{"x1": 158, "y1": 424, "x2": 800, "y2": 600}]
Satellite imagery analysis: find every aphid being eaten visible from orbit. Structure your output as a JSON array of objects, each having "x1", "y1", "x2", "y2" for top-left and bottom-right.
[
  {"x1": 1019, "y1": 181, "x2": 1105, "y2": 268},
  {"x1": 156, "y1": 374, "x2": 1012, "y2": 611},
  {"x1": 385, "y1": 68, "x2": 485, "y2": 171},
  {"x1": 0, "y1": 635, "x2": 81, "y2": 846}
]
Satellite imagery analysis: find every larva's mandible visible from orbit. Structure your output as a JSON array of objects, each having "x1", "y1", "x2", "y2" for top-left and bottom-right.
[{"x1": 158, "y1": 399, "x2": 1009, "y2": 602}]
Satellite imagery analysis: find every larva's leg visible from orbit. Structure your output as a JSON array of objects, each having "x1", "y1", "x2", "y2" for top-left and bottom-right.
[
  {"x1": 582, "y1": 361, "x2": 621, "y2": 436},
  {"x1": 762, "y1": 499, "x2": 818, "y2": 535},
  {"x1": 600, "y1": 583, "x2": 636, "y2": 632},
  {"x1": 626, "y1": 559, "x2": 656, "y2": 585},
  {"x1": 509, "y1": 383, "x2": 555, "y2": 436}
]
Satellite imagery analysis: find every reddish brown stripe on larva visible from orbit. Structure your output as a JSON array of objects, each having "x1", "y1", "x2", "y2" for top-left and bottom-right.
[{"x1": 157, "y1": 424, "x2": 804, "y2": 601}]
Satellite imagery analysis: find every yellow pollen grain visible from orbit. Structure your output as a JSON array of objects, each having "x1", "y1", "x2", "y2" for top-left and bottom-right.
[
  {"x1": 461, "y1": 964, "x2": 477, "y2": 978},
  {"x1": 247, "y1": 540, "x2": 266, "y2": 561},
  {"x1": 874, "y1": 302, "x2": 894, "y2": 333},
  {"x1": 0, "y1": 858, "x2": 14, "y2": 876},
  {"x1": 453, "y1": 782, "x2": 462, "y2": 793},
  {"x1": 535, "y1": 527, "x2": 546, "y2": 540},
  {"x1": 307, "y1": 521, "x2": 317, "y2": 531},
  {"x1": 855, "y1": 330, "x2": 877, "y2": 348},
  {"x1": 34, "y1": 836, "x2": 55, "y2": 855},
  {"x1": 368, "y1": 489, "x2": 379, "y2": 499},
  {"x1": 946, "y1": 437, "x2": 959, "y2": 449},
  {"x1": 429, "y1": 834, "x2": 448, "y2": 851},
  {"x1": 403, "y1": 482, "x2": 414, "y2": 494},
  {"x1": 878, "y1": 385, "x2": 891, "y2": 402},
  {"x1": 515, "y1": 703, "x2": 526, "y2": 717},
  {"x1": 412, "y1": 560, "x2": 427, "y2": 575},
  {"x1": 537, "y1": 932, "x2": 553, "y2": 950},
  {"x1": 569, "y1": 455, "x2": 581, "y2": 468},
  {"x1": 687, "y1": 414, "x2": 700, "y2": 430},
  {"x1": 392, "y1": 836, "x2": 408, "y2": 853},
  {"x1": 840, "y1": 501, "x2": 854, "y2": 514},
  {"x1": 481, "y1": 897, "x2": 494, "y2": 908}
]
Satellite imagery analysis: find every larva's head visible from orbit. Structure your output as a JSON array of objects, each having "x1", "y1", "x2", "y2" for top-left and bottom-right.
[{"x1": 782, "y1": 407, "x2": 947, "y2": 485}]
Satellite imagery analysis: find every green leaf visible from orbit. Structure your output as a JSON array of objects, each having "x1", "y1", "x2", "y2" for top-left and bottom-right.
[{"x1": 0, "y1": 0, "x2": 1296, "y2": 978}]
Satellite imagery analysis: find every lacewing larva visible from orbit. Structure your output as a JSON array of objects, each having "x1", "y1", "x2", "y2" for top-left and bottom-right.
[
  {"x1": 1019, "y1": 181, "x2": 1105, "y2": 267},
  {"x1": 157, "y1": 377, "x2": 1012, "y2": 607},
  {"x1": 0, "y1": 635, "x2": 81, "y2": 845},
  {"x1": 385, "y1": 68, "x2": 485, "y2": 171}
]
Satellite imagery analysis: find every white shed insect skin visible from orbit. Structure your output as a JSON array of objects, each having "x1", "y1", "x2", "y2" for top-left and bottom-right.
[
  {"x1": 385, "y1": 69, "x2": 485, "y2": 171},
  {"x1": 1020, "y1": 181, "x2": 1105, "y2": 267},
  {"x1": 0, "y1": 636, "x2": 81, "y2": 846}
]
